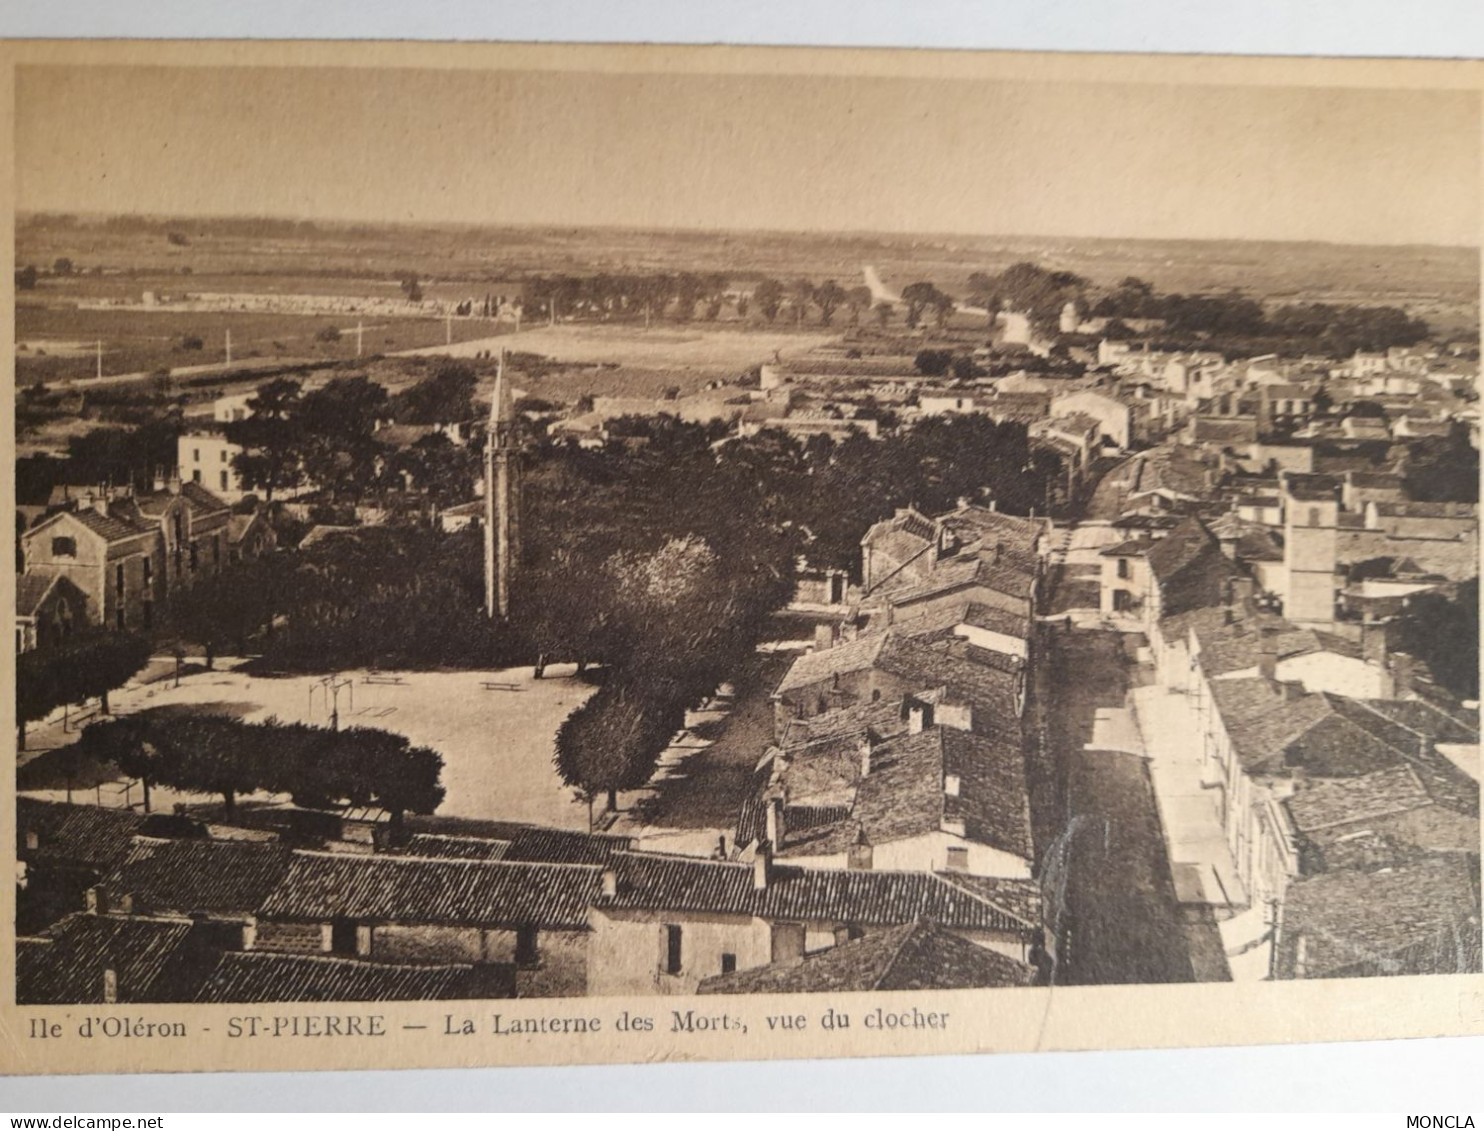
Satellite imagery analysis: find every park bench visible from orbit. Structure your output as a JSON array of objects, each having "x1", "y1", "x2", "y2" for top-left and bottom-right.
[
  {"x1": 481, "y1": 680, "x2": 522, "y2": 692},
  {"x1": 363, "y1": 674, "x2": 406, "y2": 686}
]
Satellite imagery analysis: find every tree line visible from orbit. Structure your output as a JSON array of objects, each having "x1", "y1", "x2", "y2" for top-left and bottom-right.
[{"x1": 72, "y1": 711, "x2": 444, "y2": 833}]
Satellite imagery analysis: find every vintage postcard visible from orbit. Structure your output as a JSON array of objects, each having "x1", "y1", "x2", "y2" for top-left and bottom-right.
[{"x1": 2, "y1": 40, "x2": 1481, "y2": 1077}]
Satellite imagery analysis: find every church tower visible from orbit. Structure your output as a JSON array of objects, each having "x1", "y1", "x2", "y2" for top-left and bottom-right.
[{"x1": 484, "y1": 352, "x2": 521, "y2": 618}]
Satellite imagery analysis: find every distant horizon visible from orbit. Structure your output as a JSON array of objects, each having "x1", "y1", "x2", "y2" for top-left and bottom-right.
[
  {"x1": 17, "y1": 67, "x2": 1479, "y2": 248},
  {"x1": 18, "y1": 209, "x2": 1482, "y2": 255}
]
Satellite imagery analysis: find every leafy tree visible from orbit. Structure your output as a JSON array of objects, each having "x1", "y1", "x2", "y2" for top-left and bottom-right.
[
  {"x1": 392, "y1": 360, "x2": 479, "y2": 424},
  {"x1": 753, "y1": 278, "x2": 785, "y2": 323},
  {"x1": 1392, "y1": 583, "x2": 1480, "y2": 700},
  {"x1": 16, "y1": 632, "x2": 152, "y2": 748},
  {"x1": 53, "y1": 257, "x2": 74, "y2": 275},
  {"x1": 914, "y1": 349, "x2": 953, "y2": 377},
  {"x1": 900, "y1": 281, "x2": 942, "y2": 329},
  {"x1": 788, "y1": 278, "x2": 816, "y2": 325},
  {"x1": 224, "y1": 378, "x2": 303, "y2": 502},
  {"x1": 844, "y1": 285, "x2": 873, "y2": 326},
  {"x1": 1404, "y1": 424, "x2": 1480, "y2": 504},
  {"x1": 814, "y1": 280, "x2": 846, "y2": 327},
  {"x1": 554, "y1": 679, "x2": 683, "y2": 814},
  {"x1": 16, "y1": 265, "x2": 38, "y2": 290},
  {"x1": 400, "y1": 274, "x2": 423, "y2": 303}
]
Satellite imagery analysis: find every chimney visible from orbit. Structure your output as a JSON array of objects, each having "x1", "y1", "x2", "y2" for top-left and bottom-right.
[
  {"x1": 117, "y1": 892, "x2": 134, "y2": 916},
  {"x1": 1279, "y1": 680, "x2": 1305, "y2": 702},
  {"x1": 103, "y1": 967, "x2": 119, "y2": 1005},
  {"x1": 91, "y1": 495, "x2": 110, "y2": 519},
  {"x1": 847, "y1": 829, "x2": 873, "y2": 871},
  {"x1": 600, "y1": 869, "x2": 618, "y2": 898},
  {"x1": 752, "y1": 842, "x2": 772, "y2": 890},
  {"x1": 765, "y1": 795, "x2": 786, "y2": 847},
  {"x1": 858, "y1": 736, "x2": 873, "y2": 777},
  {"x1": 85, "y1": 885, "x2": 107, "y2": 915},
  {"x1": 1391, "y1": 652, "x2": 1416, "y2": 698},
  {"x1": 813, "y1": 623, "x2": 835, "y2": 652},
  {"x1": 1258, "y1": 643, "x2": 1278, "y2": 682},
  {"x1": 1232, "y1": 576, "x2": 1256, "y2": 612},
  {"x1": 1362, "y1": 620, "x2": 1390, "y2": 669},
  {"x1": 987, "y1": 499, "x2": 997, "y2": 513},
  {"x1": 908, "y1": 701, "x2": 932, "y2": 735},
  {"x1": 944, "y1": 773, "x2": 961, "y2": 797},
  {"x1": 957, "y1": 496, "x2": 971, "y2": 511}
]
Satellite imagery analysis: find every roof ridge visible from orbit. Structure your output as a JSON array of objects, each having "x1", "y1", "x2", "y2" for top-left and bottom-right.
[
  {"x1": 869, "y1": 919, "x2": 927, "y2": 990},
  {"x1": 289, "y1": 849, "x2": 604, "y2": 873}
]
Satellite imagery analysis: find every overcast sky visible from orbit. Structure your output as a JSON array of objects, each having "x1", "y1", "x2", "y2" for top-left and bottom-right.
[{"x1": 16, "y1": 64, "x2": 1481, "y2": 246}]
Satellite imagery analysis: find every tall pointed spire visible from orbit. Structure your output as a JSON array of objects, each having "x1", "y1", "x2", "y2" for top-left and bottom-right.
[{"x1": 484, "y1": 348, "x2": 520, "y2": 619}]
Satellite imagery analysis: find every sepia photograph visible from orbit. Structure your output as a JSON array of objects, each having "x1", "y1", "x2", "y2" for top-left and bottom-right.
[{"x1": 4, "y1": 38, "x2": 1482, "y2": 1081}]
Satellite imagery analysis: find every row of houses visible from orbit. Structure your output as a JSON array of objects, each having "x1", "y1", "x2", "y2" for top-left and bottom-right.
[
  {"x1": 16, "y1": 477, "x2": 275, "y2": 651},
  {"x1": 16, "y1": 799, "x2": 1040, "y2": 1003},
  {"x1": 1100, "y1": 499, "x2": 1480, "y2": 980}
]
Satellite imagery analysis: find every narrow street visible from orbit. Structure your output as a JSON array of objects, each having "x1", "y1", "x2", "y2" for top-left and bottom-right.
[{"x1": 1035, "y1": 628, "x2": 1200, "y2": 985}]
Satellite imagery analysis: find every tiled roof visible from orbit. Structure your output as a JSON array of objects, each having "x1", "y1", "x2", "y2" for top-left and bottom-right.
[
  {"x1": 1284, "y1": 766, "x2": 1435, "y2": 834},
  {"x1": 195, "y1": 952, "x2": 497, "y2": 1003},
  {"x1": 1273, "y1": 855, "x2": 1481, "y2": 979},
  {"x1": 780, "y1": 697, "x2": 907, "y2": 751},
  {"x1": 1197, "y1": 620, "x2": 1326, "y2": 677},
  {"x1": 873, "y1": 636, "x2": 1024, "y2": 727},
  {"x1": 1145, "y1": 517, "x2": 1217, "y2": 583},
  {"x1": 1208, "y1": 678, "x2": 1288, "y2": 731},
  {"x1": 890, "y1": 600, "x2": 1032, "y2": 643},
  {"x1": 597, "y1": 852, "x2": 1036, "y2": 934},
  {"x1": 17, "y1": 799, "x2": 144, "y2": 869},
  {"x1": 1374, "y1": 501, "x2": 1476, "y2": 519},
  {"x1": 16, "y1": 573, "x2": 62, "y2": 617},
  {"x1": 775, "y1": 633, "x2": 890, "y2": 696},
  {"x1": 17, "y1": 913, "x2": 203, "y2": 1004},
  {"x1": 880, "y1": 553, "x2": 1037, "y2": 607},
  {"x1": 103, "y1": 837, "x2": 293, "y2": 917},
  {"x1": 403, "y1": 834, "x2": 512, "y2": 861},
  {"x1": 1099, "y1": 538, "x2": 1154, "y2": 558},
  {"x1": 935, "y1": 505, "x2": 1043, "y2": 553},
  {"x1": 178, "y1": 481, "x2": 231, "y2": 515},
  {"x1": 259, "y1": 852, "x2": 603, "y2": 929},
  {"x1": 66, "y1": 506, "x2": 154, "y2": 543},
  {"x1": 696, "y1": 919, "x2": 1035, "y2": 995},
  {"x1": 401, "y1": 818, "x2": 636, "y2": 864},
  {"x1": 1355, "y1": 699, "x2": 1478, "y2": 745}
]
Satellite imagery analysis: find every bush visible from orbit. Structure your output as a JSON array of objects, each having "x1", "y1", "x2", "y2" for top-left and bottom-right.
[{"x1": 315, "y1": 326, "x2": 342, "y2": 343}]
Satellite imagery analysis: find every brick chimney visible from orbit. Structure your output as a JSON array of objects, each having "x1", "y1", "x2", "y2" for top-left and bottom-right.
[
  {"x1": 752, "y1": 841, "x2": 772, "y2": 890},
  {"x1": 765, "y1": 795, "x2": 786, "y2": 848},
  {"x1": 601, "y1": 869, "x2": 618, "y2": 899},
  {"x1": 858, "y1": 736, "x2": 874, "y2": 777}
]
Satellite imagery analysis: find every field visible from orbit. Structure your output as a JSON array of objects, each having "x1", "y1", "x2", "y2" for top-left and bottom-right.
[
  {"x1": 21, "y1": 213, "x2": 1479, "y2": 319},
  {"x1": 410, "y1": 323, "x2": 836, "y2": 374},
  {"x1": 15, "y1": 300, "x2": 504, "y2": 386}
]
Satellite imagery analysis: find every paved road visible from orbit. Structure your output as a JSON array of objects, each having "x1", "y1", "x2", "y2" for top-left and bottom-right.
[{"x1": 1036, "y1": 628, "x2": 1198, "y2": 985}]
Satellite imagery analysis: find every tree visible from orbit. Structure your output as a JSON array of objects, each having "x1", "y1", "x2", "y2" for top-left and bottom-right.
[
  {"x1": 53, "y1": 257, "x2": 74, "y2": 276},
  {"x1": 788, "y1": 278, "x2": 816, "y2": 325},
  {"x1": 224, "y1": 378, "x2": 303, "y2": 502},
  {"x1": 753, "y1": 278, "x2": 785, "y2": 323},
  {"x1": 392, "y1": 359, "x2": 477, "y2": 424},
  {"x1": 15, "y1": 632, "x2": 152, "y2": 749},
  {"x1": 844, "y1": 285, "x2": 873, "y2": 326},
  {"x1": 914, "y1": 349, "x2": 953, "y2": 377},
  {"x1": 400, "y1": 274, "x2": 423, "y2": 303},
  {"x1": 1392, "y1": 583, "x2": 1480, "y2": 700},
  {"x1": 900, "y1": 281, "x2": 943, "y2": 329},
  {"x1": 16, "y1": 265, "x2": 38, "y2": 290},
  {"x1": 814, "y1": 280, "x2": 846, "y2": 327},
  {"x1": 553, "y1": 679, "x2": 682, "y2": 814}
]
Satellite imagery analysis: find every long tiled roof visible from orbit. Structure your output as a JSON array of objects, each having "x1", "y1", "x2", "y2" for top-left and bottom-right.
[
  {"x1": 404, "y1": 833, "x2": 512, "y2": 861},
  {"x1": 104, "y1": 837, "x2": 293, "y2": 917},
  {"x1": 401, "y1": 818, "x2": 635, "y2": 864},
  {"x1": 195, "y1": 952, "x2": 492, "y2": 1003},
  {"x1": 1197, "y1": 621, "x2": 1326, "y2": 677},
  {"x1": 597, "y1": 852, "x2": 1035, "y2": 933},
  {"x1": 1145, "y1": 517, "x2": 1217, "y2": 583},
  {"x1": 775, "y1": 633, "x2": 890, "y2": 696},
  {"x1": 696, "y1": 919, "x2": 1035, "y2": 995},
  {"x1": 259, "y1": 852, "x2": 603, "y2": 929},
  {"x1": 17, "y1": 913, "x2": 201, "y2": 1004},
  {"x1": 62, "y1": 506, "x2": 154, "y2": 544},
  {"x1": 1272, "y1": 855, "x2": 1481, "y2": 979},
  {"x1": 18, "y1": 799, "x2": 144, "y2": 869}
]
